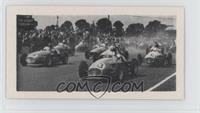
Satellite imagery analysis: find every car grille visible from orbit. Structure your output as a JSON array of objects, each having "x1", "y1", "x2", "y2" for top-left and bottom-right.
[{"x1": 88, "y1": 68, "x2": 102, "y2": 76}]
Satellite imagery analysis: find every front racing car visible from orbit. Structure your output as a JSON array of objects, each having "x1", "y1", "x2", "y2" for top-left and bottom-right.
[
  {"x1": 85, "y1": 44, "x2": 107, "y2": 62},
  {"x1": 79, "y1": 53, "x2": 138, "y2": 81}
]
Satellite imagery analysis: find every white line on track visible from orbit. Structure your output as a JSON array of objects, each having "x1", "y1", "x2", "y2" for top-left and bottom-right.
[{"x1": 146, "y1": 72, "x2": 176, "y2": 92}]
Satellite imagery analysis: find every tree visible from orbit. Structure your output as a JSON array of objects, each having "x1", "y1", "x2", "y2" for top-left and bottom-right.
[
  {"x1": 144, "y1": 20, "x2": 167, "y2": 37},
  {"x1": 126, "y1": 23, "x2": 144, "y2": 36},
  {"x1": 96, "y1": 18, "x2": 112, "y2": 34},
  {"x1": 60, "y1": 20, "x2": 74, "y2": 32},
  {"x1": 75, "y1": 19, "x2": 90, "y2": 34},
  {"x1": 113, "y1": 20, "x2": 124, "y2": 37}
]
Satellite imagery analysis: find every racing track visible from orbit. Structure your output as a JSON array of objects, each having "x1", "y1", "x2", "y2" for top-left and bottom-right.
[{"x1": 17, "y1": 52, "x2": 176, "y2": 91}]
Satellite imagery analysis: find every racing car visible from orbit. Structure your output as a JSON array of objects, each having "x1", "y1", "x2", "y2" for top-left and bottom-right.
[
  {"x1": 20, "y1": 43, "x2": 70, "y2": 67},
  {"x1": 84, "y1": 43, "x2": 107, "y2": 62},
  {"x1": 144, "y1": 45, "x2": 172, "y2": 66},
  {"x1": 75, "y1": 40, "x2": 88, "y2": 52},
  {"x1": 78, "y1": 49, "x2": 138, "y2": 81},
  {"x1": 98, "y1": 45, "x2": 129, "y2": 60}
]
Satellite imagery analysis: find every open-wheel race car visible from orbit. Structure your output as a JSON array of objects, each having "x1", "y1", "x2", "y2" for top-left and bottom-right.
[
  {"x1": 144, "y1": 46, "x2": 172, "y2": 66},
  {"x1": 78, "y1": 49, "x2": 138, "y2": 81},
  {"x1": 20, "y1": 43, "x2": 70, "y2": 67},
  {"x1": 85, "y1": 43, "x2": 107, "y2": 62}
]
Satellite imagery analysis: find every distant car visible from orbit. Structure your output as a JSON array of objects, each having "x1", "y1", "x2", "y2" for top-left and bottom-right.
[
  {"x1": 144, "y1": 46, "x2": 172, "y2": 66},
  {"x1": 79, "y1": 51, "x2": 138, "y2": 81},
  {"x1": 98, "y1": 45, "x2": 129, "y2": 60},
  {"x1": 75, "y1": 41, "x2": 88, "y2": 52},
  {"x1": 85, "y1": 44, "x2": 107, "y2": 62},
  {"x1": 20, "y1": 43, "x2": 69, "y2": 67}
]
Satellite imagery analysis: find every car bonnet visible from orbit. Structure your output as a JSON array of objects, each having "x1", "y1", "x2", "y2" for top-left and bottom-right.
[
  {"x1": 27, "y1": 50, "x2": 51, "y2": 57},
  {"x1": 90, "y1": 46, "x2": 106, "y2": 53},
  {"x1": 89, "y1": 57, "x2": 115, "y2": 70},
  {"x1": 144, "y1": 51, "x2": 162, "y2": 59},
  {"x1": 100, "y1": 49, "x2": 115, "y2": 57}
]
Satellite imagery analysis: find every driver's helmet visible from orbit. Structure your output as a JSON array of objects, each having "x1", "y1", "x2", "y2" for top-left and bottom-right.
[
  {"x1": 43, "y1": 46, "x2": 51, "y2": 51},
  {"x1": 150, "y1": 46, "x2": 161, "y2": 52},
  {"x1": 62, "y1": 40, "x2": 66, "y2": 44},
  {"x1": 116, "y1": 54, "x2": 121, "y2": 58},
  {"x1": 58, "y1": 42, "x2": 64, "y2": 46},
  {"x1": 100, "y1": 43, "x2": 106, "y2": 47},
  {"x1": 154, "y1": 41, "x2": 159, "y2": 47}
]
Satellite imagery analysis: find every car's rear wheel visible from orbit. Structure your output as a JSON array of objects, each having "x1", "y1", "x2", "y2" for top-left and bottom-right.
[
  {"x1": 20, "y1": 54, "x2": 27, "y2": 66},
  {"x1": 46, "y1": 56, "x2": 53, "y2": 67},
  {"x1": 118, "y1": 70, "x2": 125, "y2": 81},
  {"x1": 156, "y1": 55, "x2": 165, "y2": 66},
  {"x1": 131, "y1": 58, "x2": 138, "y2": 75},
  {"x1": 79, "y1": 61, "x2": 88, "y2": 78},
  {"x1": 166, "y1": 53, "x2": 172, "y2": 65},
  {"x1": 124, "y1": 51, "x2": 129, "y2": 60},
  {"x1": 137, "y1": 54, "x2": 143, "y2": 66},
  {"x1": 85, "y1": 51, "x2": 90, "y2": 59}
]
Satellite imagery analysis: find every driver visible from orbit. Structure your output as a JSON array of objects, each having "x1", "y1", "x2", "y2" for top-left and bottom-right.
[
  {"x1": 43, "y1": 43, "x2": 59, "y2": 55},
  {"x1": 43, "y1": 43, "x2": 52, "y2": 51},
  {"x1": 150, "y1": 41, "x2": 162, "y2": 52},
  {"x1": 112, "y1": 43, "x2": 127, "y2": 62}
]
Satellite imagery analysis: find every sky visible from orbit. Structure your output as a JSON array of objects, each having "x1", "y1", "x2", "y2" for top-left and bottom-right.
[{"x1": 32, "y1": 15, "x2": 176, "y2": 30}]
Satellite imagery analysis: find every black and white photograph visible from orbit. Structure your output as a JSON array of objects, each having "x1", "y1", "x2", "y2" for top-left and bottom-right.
[{"x1": 6, "y1": 6, "x2": 184, "y2": 99}]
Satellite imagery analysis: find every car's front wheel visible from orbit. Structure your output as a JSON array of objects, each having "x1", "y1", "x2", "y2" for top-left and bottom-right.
[
  {"x1": 20, "y1": 53, "x2": 27, "y2": 66},
  {"x1": 79, "y1": 61, "x2": 88, "y2": 79},
  {"x1": 85, "y1": 51, "x2": 90, "y2": 59},
  {"x1": 118, "y1": 70, "x2": 125, "y2": 81},
  {"x1": 166, "y1": 53, "x2": 172, "y2": 65},
  {"x1": 130, "y1": 58, "x2": 138, "y2": 75},
  {"x1": 46, "y1": 56, "x2": 53, "y2": 67},
  {"x1": 114, "y1": 64, "x2": 125, "y2": 81}
]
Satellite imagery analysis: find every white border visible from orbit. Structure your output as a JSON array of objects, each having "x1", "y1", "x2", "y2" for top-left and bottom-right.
[
  {"x1": 1, "y1": 0, "x2": 200, "y2": 113},
  {"x1": 6, "y1": 6, "x2": 184, "y2": 99}
]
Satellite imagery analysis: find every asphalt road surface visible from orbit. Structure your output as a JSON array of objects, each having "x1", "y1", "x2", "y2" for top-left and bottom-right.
[{"x1": 17, "y1": 52, "x2": 176, "y2": 92}]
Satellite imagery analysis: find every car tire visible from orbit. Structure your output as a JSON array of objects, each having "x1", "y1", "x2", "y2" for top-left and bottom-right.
[
  {"x1": 92, "y1": 53, "x2": 99, "y2": 62},
  {"x1": 166, "y1": 53, "x2": 172, "y2": 65},
  {"x1": 114, "y1": 64, "x2": 125, "y2": 81},
  {"x1": 20, "y1": 53, "x2": 27, "y2": 66},
  {"x1": 124, "y1": 51, "x2": 129, "y2": 60},
  {"x1": 146, "y1": 47, "x2": 150, "y2": 54},
  {"x1": 79, "y1": 61, "x2": 88, "y2": 78},
  {"x1": 85, "y1": 51, "x2": 90, "y2": 59},
  {"x1": 131, "y1": 58, "x2": 138, "y2": 75},
  {"x1": 117, "y1": 70, "x2": 124, "y2": 81},
  {"x1": 137, "y1": 54, "x2": 143, "y2": 66},
  {"x1": 157, "y1": 56, "x2": 165, "y2": 66},
  {"x1": 46, "y1": 56, "x2": 53, "y2": 67}
]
